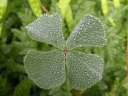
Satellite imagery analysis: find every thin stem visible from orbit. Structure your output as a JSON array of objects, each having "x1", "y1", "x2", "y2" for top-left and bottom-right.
[
  {"x1": 39, "y1": 0, "x2": 50, "y2": 15},
  {"x1": 64, "y1": 51, "x2": 71, "y2": 96},
  {"x1": 65, "y1": 64, "x2": 71, "y2": 96}
]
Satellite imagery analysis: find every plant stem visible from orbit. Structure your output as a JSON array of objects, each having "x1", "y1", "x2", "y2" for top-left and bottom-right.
[
  {"x1": 39, "y1": 0, "x2": 50, "y2": 15},
  {"x1": 65, "y1": 64, "x2": 71, "y2": 96}
]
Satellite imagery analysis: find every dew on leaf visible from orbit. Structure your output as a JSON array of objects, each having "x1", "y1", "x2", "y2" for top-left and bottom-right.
[
  {"x1": 66, "y1": 14, "x2": 107, "y2": 49},
  {"x1": 24, "y1": 50, "x2": 66, "y2": 89},
  {"x1": 66, "y1": 50, "x2": 103, "y2": 89},
  {"x1": 25, "y1": 13, "x2": 65, "y2": 49},
  {"x1": 24, "y1": 13, "x2": 106, "y2": 90}
]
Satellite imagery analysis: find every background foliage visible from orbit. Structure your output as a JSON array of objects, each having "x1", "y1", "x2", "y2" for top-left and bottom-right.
[{"x1": 0, "y1": 0, "x2": 127, "y2": 96}]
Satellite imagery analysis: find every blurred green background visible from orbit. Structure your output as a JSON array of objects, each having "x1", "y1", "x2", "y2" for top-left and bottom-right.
[{"x1": 0, "y1": 0, "x2": 127, "y2": 96}]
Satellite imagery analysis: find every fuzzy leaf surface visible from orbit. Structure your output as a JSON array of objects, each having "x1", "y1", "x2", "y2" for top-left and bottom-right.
[
  {"x1": 24, "y1": 50, "x2": 65, "y2": 89},
  {"x1": 25, "y1": 13, "x2": 65, "y2": 49},
  {"x1": 66, "y1": 50, "x2": 103, "y2": 89},
  {"x1": 66, "y1": 14, "x2": 106, "y2": 49}
]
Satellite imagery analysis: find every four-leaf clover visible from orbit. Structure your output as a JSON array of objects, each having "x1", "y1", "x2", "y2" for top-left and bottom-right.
[{"x1": 24, "y1": 13, "x2": 106, "y2": 90}]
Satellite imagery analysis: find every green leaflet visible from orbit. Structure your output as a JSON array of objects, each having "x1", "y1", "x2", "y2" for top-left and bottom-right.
[
  {"x1": 24, "y1": 50, "x2": 65, "y2": 89},
  {"x1": 25, "y1": 13, "x2": 106, "y2": 90},
  {"x1": 25, "y1": 13, "x2": 65, "y2": 49},
  {"x1": 28, "y1": 0, "x2": 42, "y2": 17},
  {"x1": 66, "y1": 14, "x2": 106, "y2": 49},
  {"x1": 66, "y1": 50, "x2": 103, "y2": 89}
]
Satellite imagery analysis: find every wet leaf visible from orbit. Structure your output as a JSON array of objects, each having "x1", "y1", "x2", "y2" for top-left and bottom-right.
[
  {"x1": 25, "y1": 13, "x2": 65, "y2": 49},
  {"x1": 24, "y1": 50, "x2": 65, "y2": 89},
  {"x1": 66, "y1": 14, "x2": 106, "y2": 49},
  {"x1": 24, "y1": 13, "x2": 106, "y2": 90},
  {"x1": 66, "y1": 50, "x2": 103, "y2": 89}
]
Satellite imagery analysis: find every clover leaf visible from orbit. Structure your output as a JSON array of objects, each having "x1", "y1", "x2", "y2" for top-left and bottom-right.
[{"x1": 24, "y1": 13, "x2": 106, "y2": 90}]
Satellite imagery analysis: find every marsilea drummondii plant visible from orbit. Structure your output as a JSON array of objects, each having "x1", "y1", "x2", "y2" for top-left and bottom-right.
[{"x1": 24, "y1": 13, "x2": 106, "y2": 90}]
